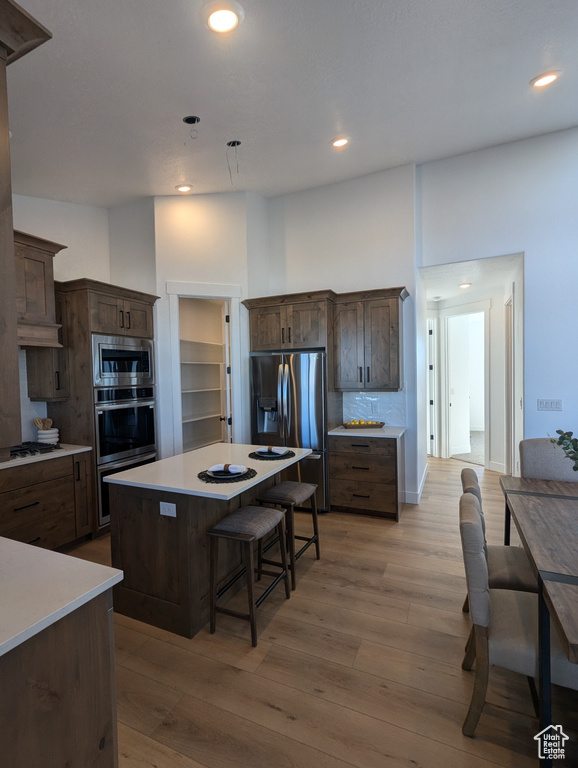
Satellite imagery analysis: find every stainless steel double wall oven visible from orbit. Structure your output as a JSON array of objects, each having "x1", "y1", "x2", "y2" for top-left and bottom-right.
[{"x1": 92, "y1": 335, "x2": 157, "y2": 526}]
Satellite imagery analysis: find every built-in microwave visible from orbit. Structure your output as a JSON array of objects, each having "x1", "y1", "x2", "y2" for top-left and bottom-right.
[{"x1": 92, "y1": 335, "x2": 154, "y2": 387}]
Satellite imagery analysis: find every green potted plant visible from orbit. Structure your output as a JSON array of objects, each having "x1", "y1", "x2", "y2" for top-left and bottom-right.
[{"x1": 552, "y1": 430, "x2": 578, "y2": 471}]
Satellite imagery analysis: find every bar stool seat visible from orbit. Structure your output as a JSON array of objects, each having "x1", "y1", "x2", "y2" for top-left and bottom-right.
[
  {"x1": 256, "y1": 480, "x2": 320, "y2": 590},
  {"x1": 207, "y1": 505, "x2": 290, "y2": 647}
]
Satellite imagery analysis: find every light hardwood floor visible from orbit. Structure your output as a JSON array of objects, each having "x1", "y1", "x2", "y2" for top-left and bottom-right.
[{"x1": 70, "y1": 458, "x2": 577, "y2": 767}]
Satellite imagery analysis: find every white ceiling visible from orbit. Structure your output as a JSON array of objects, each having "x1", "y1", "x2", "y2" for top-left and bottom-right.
[
  {"x1": 6, "y1": 0, "x2": 578, "y2": 209},
  {"x1": 420, "y1": 253, "x2": 523, "y2": 302}
]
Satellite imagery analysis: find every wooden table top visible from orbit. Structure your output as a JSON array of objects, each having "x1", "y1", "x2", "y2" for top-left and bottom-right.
[
  {"x1": 543, "y1": 581, "x2": 578, "y2": 664},
  {"x1": 500, "y1": 475, "x2": 578, "y2": 500},
  {"x1": 506, "y1": 494, "x2": 578, "y2": 585}
]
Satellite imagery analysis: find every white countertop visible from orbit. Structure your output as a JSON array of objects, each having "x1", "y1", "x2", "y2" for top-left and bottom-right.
[
  {"x1": 328, "y1": 426, "x2": 406, "y2": 439},
  {"x1": 0, "y1": 443, "x2": 92, "y2": 470},
  {"x1": 0, "y1": 537, "x2": 122, "y2": 657},
  {"x1": 105, "y1": 442, "x2": 312, "y2": 500}
]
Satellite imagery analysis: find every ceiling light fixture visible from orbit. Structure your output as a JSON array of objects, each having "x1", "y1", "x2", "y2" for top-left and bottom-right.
[
  {"x1": 459, "y1": 283, "x2": 471, "y2": 289},
  {"x1": 331, "y1": 137, "x2": 349, "y2": 149},
  {"x1": 201, "y1": 1, "x2": 245, "y2": 33},
  {"x1": 176, "y1": 184, "x2": 193, "y2": 193},
  {"x1": 530, "y1": 71, "x2": 559, "y2": 88}
]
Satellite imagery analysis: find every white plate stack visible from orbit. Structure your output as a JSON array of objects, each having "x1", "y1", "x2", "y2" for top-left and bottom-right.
[{"x1": 37, "y1": 428, "x2": 59, "y2": 444}]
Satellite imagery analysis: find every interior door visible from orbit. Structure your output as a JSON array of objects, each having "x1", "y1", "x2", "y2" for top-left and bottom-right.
[{"x1": 447, "y1": 314, "x2": 471, "y2": 456}]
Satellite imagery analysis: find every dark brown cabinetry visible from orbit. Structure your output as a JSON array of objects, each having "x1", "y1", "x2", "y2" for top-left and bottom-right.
[
  {"x1": 328, "y1": 434, "x2": 404, "y2": 521},
  {"x1": 0, "y1": 452, "x2": 95, "y2": 548},
  {"x1": 334, "y1": 288, "x2": 407, "y2": 391},
  {"x1": 15, "y1": 230, "x2": 67, "y2": 347},
  {"x1": 244, "y1": 291, "x2": 336, "y2": 352},
  {"x1": 25, "y1": 287, "x2": 69, "y2": 401},
  {"x1": 88, "y1": 289, "x2": 154, "y2": 338}
]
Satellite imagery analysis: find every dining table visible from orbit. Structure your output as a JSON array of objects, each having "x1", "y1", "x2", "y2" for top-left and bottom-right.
[{"x1": 500, "y1": 477, "x2": 578, "y2": 766}]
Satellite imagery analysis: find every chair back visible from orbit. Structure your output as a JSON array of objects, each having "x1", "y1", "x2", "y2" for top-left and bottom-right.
[
  {"x1": 459, "y1": 493, "x2": 490, "y2": 628},
  {"x1": 520, "y1": 437, "x2": 578, "y2": 481},
  {"x1": 461, "y1": 466, "x2": 483, "y2": 507}
]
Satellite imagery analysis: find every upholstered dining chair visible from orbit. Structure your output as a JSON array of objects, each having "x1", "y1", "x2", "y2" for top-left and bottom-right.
[
  {"x1": 460, "y1": 468, "x2": 536, "y2": 614},
  {"x1": 459, "y1": 492, "x2": 578, "y2": 737},
  {"x1": 520, "y1": 437, "x2": 578, "y2": 482}
]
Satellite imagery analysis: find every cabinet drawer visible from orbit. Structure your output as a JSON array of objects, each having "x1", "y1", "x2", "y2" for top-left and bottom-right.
[
  {"x1": 327, "y1": 435, "x2": 396, "y2": 456},
  {"x1": 3, "y1": 508, "x2": 76, "y2": 550},
  {"x1": 330, "y1": 478, "x2": 397, "y2": 515},
  {"x1": 0, "y1": 476, "x2": 75, "y2": 535},
  {"x1": 0, "y1": 456, "x2": 73, "y2": 493},
  {"x1": 329, "y1": 452, "x2": 396, "y2": 483}
]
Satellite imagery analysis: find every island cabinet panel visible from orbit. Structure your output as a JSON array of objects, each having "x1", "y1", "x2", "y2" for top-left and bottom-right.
[
  {"x1": 0, "y1": 591, "x2": 118, "y2": 768},
  {"x1": 109, "y1": 475, "x2": 275, "y2": 638},
  {"x1": 328, "y1": 434, "x2": 404, "y2": 521}
]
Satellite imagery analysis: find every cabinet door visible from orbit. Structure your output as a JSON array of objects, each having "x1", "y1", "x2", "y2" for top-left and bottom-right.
[
  {"x1": 287, "y1": 301, "x2": 327, "y2": 349},
  {"x1": 26, "y1": 290, "x2": 69, "y2": 401},
  {"x1": 364, "y1": 298, "x2": 400, "y2": 390},
  {"x1": 249, "y1": 305, "x2": 288, "y2": 351},
  {"x1": 88, "y1": 292, "x2": 123, "y2": 335},
  {"x1": 74, "y1": 453, "x2": 95, "y2": 536},
  {"x1": 123, "y1": 298, "x2": 154, "y2": 339},
  {"x1": 334, "y1": 302, "x2": 364, "y2": 390},
  {"x1": 15, "y1": 243, "x2": 56, "y2": 325}
]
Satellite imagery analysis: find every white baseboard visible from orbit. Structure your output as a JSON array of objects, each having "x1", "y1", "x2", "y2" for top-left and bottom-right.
[
  {"x1": 489, "y1": 461, "x2": 506, "y2": 474},
  {"x1": 403, "y1": 462, "x2": 429, "y2": 505}
]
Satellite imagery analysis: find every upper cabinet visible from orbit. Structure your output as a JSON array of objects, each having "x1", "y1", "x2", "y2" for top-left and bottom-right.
[
  {"x1": 88, "y1": 290, "x2": 154, "y2": 338},
  {"x1": 334, "y1": 288, "x2": 408, "y2": 391},
  {"x1": 244, "y1": 291, "x2": 336, "y2": 352},
  {"x1": 15, "y1": 230, "x2": 66, "y2": 347}
]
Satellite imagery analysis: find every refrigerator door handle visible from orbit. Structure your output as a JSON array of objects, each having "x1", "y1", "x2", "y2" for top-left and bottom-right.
[
  {"x1": 277, "y1": 363, "x2": 284, "y2": 435},
  {"x1": 283, "y1": 362, "x2": 290, "y2": 439}
]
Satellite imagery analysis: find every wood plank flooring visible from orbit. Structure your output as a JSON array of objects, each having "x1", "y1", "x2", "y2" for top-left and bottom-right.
[{"x1": 70, "y1": 458, "x2": 578, "y2": 767}]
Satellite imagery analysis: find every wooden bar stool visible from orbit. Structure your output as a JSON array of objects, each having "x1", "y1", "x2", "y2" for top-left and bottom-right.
[
  {"x1": 256, "y1": 481, "x2": 320, "y2": 590},
  {"x1": 207, "y1": 505, "x2": 290, "y2": 647}
]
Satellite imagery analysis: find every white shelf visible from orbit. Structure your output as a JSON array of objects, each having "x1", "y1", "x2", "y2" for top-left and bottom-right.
[
  {"x1": 182, "y1": 413, "x2": 222, "y2": 424},
  {"x1": 181, "y1": 361, "x2": 224, "y2": 366},
  {"x1": 181, "y1": 387, "x2": 221, "y2": 394}
]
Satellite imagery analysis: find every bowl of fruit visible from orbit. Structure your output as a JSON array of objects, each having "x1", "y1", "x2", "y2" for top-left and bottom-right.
[{"x1": 343, "y1": 419, "x2": 385, "y2": 429}]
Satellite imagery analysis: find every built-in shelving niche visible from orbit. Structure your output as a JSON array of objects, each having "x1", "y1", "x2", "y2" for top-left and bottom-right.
[{"x1": 179, "y1": 299, "x2": 231, "y2": 452}]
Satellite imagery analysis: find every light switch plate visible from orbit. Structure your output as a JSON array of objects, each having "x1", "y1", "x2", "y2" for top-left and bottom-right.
[{"x1": 160, "y1": 501, "x2": 177, "y2": 517}]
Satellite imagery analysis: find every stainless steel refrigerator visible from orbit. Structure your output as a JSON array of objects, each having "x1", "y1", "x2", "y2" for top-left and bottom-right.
[{"x1": 250, "y1": 351, "x2": 328, "y2": 510}]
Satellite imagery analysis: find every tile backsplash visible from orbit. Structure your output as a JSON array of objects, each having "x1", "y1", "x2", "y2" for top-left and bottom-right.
[
  {"x1": 20, "y1": 350, "x2": 47, "y2": 442},
  {"x1": 343, "y1": 390, "x2": 406, "y2": 426}
]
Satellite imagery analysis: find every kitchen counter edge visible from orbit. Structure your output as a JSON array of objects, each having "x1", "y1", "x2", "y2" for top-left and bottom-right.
[{"x1": 328, "y1": 426, "x2": 406, "y2": 439}]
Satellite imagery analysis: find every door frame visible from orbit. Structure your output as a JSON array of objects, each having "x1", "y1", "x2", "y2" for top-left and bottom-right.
[
  {"x1": 167, "y1": 281, "x2": 243, "y2": 454},
  {"x1": 438, "y1": 300, "x2": 490, "y2": 465}
]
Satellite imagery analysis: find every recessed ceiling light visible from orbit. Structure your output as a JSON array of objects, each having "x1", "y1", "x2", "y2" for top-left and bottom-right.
[
  {"x1": 176, "y1": 184, "x2": 193, "y2": 193},
  {"x1": 530, "y1": 71, "x2": 559, "y2": 88},
  {"x1": 331, "y1": 137, "x2": 349, "y2": 149},
  {"x1": 432, "y1": 296, "x2": 442, "y2": 302},
  {"x1": 459, "y1": 283, "x2": 471, "y2": 289},
  {"x1": 201, "y1": 1, "x2": 245, "y2": 33}
]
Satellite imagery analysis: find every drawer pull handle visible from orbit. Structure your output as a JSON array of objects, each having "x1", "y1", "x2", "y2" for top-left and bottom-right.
[
  {"x1": 359, "y1": 366, "x2": 363, "y2": 383},
  {"x1": 352, "y1": 466, "x2": 370, "y2": 471},
  {"x1": 119, "y1": 309, "x2": 125, "y2": 328},
  {"x1": 367, "y1": 366, "x2": 370, "y2": 383},
  {"x1": 14, "y1": 501, "x2": 40, "y2": 513},
  {"x1": 126, "y1": 311, "x2": 131, "y2": 329},
  {"x1": 353, "y1": 494, "x2": 370, "y2": 498},
  {"x1": 351, "y1": 443, "x2": 369, "y2": 448},
  {"x1": 55, "y1": 370, "x2": 60, "y2": 391},
  {"x1": 27, "y1": 537, "x2": 41, "y2": 545}
]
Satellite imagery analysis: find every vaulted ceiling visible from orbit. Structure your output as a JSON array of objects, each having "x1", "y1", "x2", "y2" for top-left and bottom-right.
[{"x1": 7, "y1": 0, "x2": 578, "y2": 208}]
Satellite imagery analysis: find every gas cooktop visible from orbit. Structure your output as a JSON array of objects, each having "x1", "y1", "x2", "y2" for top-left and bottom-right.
[{"x1": 10, "y1": 442, "x2": 62, "y2": 459}]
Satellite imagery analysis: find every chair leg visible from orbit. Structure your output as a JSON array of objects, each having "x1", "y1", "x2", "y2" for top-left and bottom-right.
[
  {"x1": 462, "y1": 626, "x2": 476, "y2": 670},
  {"x1": 462, "y1": 593, "x2": 470, "y2": 613},
  {"x1": 256, "y1": 539, "x2": 263, "y2": 581},
  {"x1": 277, "y1": 520, "x2": 291, "y2": 599},
  {"x1": 311, "y1": 491, "x2": 320, "y2": 560},
  {"x1": 209, "y1": 536, "x2": 218, "y2": 635},
  {"x1": 462, "y1": 627, "x2": 489, "y2": 737},
  {"x1": 285, "y1": 503, "x2": 297, "y2": 590},
  {"x1": 244, "y1": 542, "x2": 257, "y2": 647}
]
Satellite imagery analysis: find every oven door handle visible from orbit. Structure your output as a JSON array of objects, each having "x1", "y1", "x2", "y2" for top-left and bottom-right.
[{"x1": 96, "y1": 401, "x2": 155, "y2": 413}]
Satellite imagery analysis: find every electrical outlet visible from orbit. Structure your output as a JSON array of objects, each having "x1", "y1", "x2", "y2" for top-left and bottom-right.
[
  {"x1": 160, "y1": 501, "x2": 177, "y2": 517},
  {"x1": 537, "y1": 399, "x2": 563, "y2": 411}
]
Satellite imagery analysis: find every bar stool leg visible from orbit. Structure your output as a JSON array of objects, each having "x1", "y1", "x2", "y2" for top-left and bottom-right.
[
  {"x1": 277, "y1": 519, "x2": 291, "y2": 599},
  {"x1": 209, "y1": 535, "x2": 218, "y2": 635},
  {"x1": 311, "y1": 491, "x2": 320, "y2": 560},
  {"x1": 285, "y1": 503, "x2": 297, "y2": 590},
  {"x1": 256, "y1": 539, "x2": 263, "y2": 581},
  {"x1": 244, "y1": 542, "x2": 257, "y2": 647}
]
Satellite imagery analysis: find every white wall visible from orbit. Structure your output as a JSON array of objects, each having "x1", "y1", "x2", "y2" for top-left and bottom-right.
[
  {"x1": 468, "y1": 313, "x2": 485, "y2": 431},
  {"x1": 12, "y1": 194, "x2": 110, "y2": 282},
  {"x1": 420, "y1": 127, "x2": 578, "y2": 440},
  {"x1": 109, "y1": 198, "x2": 156, "y2": 294}
]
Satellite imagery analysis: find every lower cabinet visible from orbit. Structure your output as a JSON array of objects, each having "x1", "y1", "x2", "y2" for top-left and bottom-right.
[
  {"x1": 328, "y1": 435, "x2": 404, "y2": 521},
  {"x1": 0, "y1": 453, "x2": 94, "y2": 548}
]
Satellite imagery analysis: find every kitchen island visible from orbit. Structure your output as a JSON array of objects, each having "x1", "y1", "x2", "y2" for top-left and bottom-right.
[
  {"x1": 106, "y1": 443, "x2": 311, "y2": 638},
  {"x1": 0, "y1": 537, "x2": 122, "y2": 767}
]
